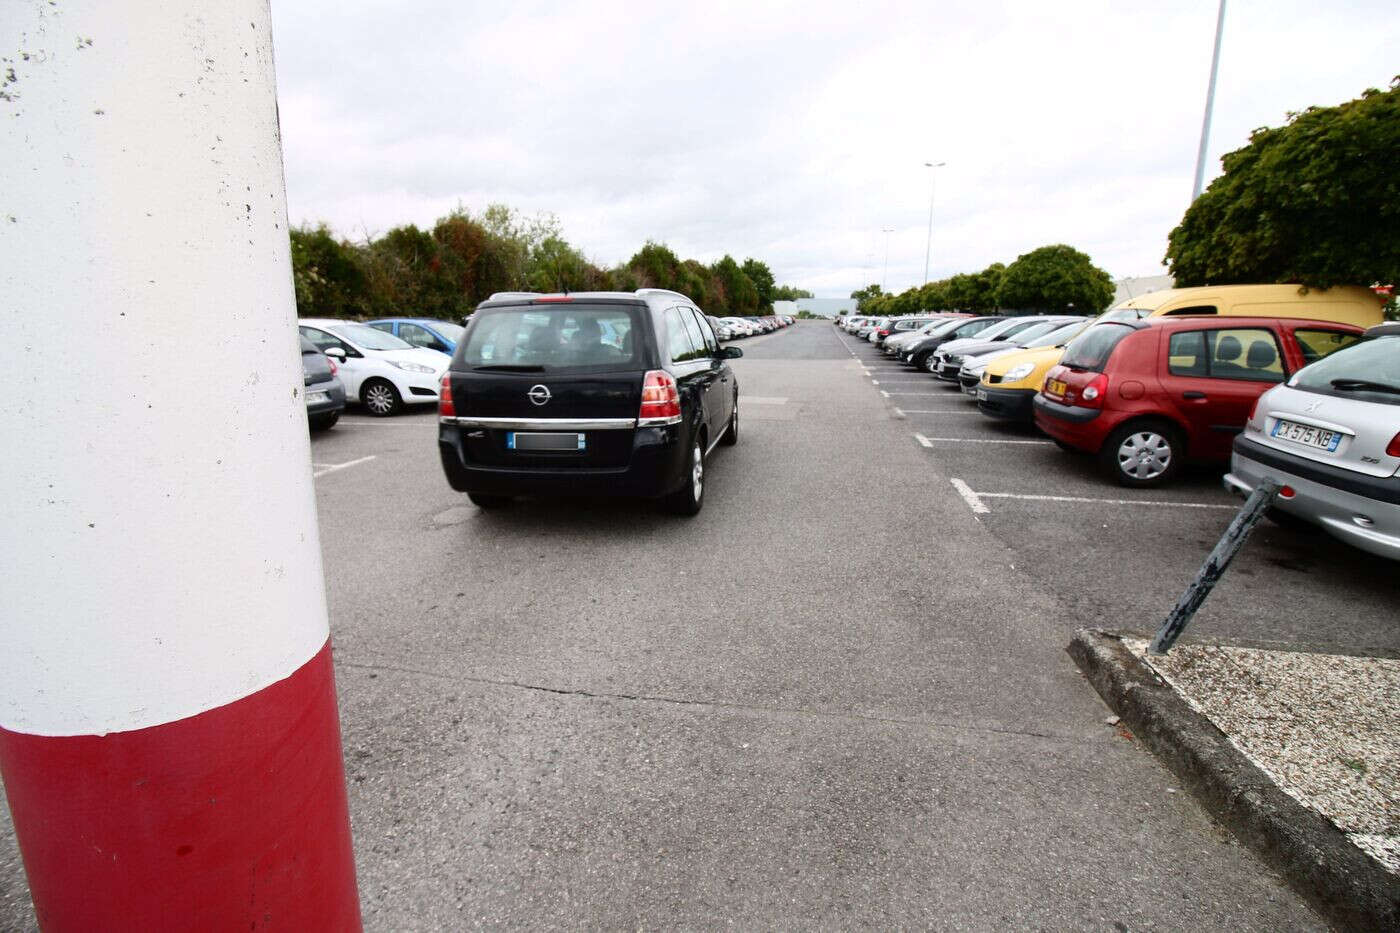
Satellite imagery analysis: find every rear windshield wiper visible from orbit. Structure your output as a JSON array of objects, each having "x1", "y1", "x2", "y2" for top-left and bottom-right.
[
  {"x1": 472, "y1": 364, "x2": 546, "y2": 372},
  {"x1": 1330, "y1": 378, "x2": 1400, "y2": 395}
]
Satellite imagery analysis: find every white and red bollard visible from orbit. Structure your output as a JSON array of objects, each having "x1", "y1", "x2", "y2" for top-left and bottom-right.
[{"x1": 0, "y1": 2, "x2": 360, "y2": 928}]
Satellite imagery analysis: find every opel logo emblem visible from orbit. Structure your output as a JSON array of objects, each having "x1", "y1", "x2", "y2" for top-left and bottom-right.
[{"x1": 528, "y1": 384, "x2": 552, "y2": 406}]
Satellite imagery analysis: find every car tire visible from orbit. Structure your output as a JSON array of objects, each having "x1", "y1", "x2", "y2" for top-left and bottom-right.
[
  {"x1": 467, "y1": 492, "x2": 512, "y2": 509},
  {"x1": 360, "y1": 378, "x2": 401, "y2": 417},
  {"x1": 665, "y1": 435, "x2": 705, "y2": 516},
  {"x1": 910, "y1": 351, "x2": 931, "y2": 370},
  {"x1": 1099, "y1": 421, "x2": 1183, "y2": 488},
  {"x1": 309, "y1": 411, "x2": 340, "y2": 432},
  {"x1": 720, "y1": 397, "x2": 738, "y2": 446},
  {"x1": 924, "y1": 353, "x2": 941, "y2": 373}
]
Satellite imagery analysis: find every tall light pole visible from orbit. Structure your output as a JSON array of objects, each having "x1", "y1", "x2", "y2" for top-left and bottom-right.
[
  {"x1": 923, "y1": 161, "x2": 946, "y2": 284},
  {"x1": 1191, "y1": 0, "x2": 1227, "y2": 201},
  {"x1": 881, "y1": 227, "x2": 895, "y2": 292}
]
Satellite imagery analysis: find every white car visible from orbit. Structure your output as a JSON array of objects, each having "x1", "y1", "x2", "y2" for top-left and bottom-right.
[
  {"x1": 724, "y1": 317, "x2": 759, "y2": 336},
  {"x1": 298, "y1": 318, "x2": 451, "y2": 416}
]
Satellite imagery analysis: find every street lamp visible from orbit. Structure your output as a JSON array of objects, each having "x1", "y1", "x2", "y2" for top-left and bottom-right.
[
  {"x1": 881, "y1": 227, "x2": 894, "y2": 293},
  {"x1": 1191, "y1": 0, "x2": 1227, "y2": 201},
  {"x1": 923, "y1": 161, "x2": 946, "y2": 285}
]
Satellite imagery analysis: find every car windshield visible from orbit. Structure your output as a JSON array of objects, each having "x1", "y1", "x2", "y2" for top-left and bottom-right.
[
  {"x1": 1004, "y1": 321, "x2": 1064, "y2": 346},
  {"x1": 1290, "y1": 337, "x2": 1400, "y2": 405},
  {"x1": 460, "y1": 304, "x2": 643, "y2": 372},
  {"x1": 329, "y1": 323, "x2": 412, "y2": 350},
  {"x1": 1021, "y1": 320, "x2": 1088, "y2": 349},
  {"x1": 924, "y1": 318, "x2": 967, "y2": 338},
  {"x1": 971, "y1": 317, "x2": 1030, "y2": 341},
  {"x1": 1059, "y1": 323, "x2": 1135, "y2": 371}
]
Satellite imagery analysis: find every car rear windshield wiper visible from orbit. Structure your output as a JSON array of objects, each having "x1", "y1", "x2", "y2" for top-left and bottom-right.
[
  {"x1": 1330, "y1": 378, "x2": 1400, "y2": 395},
  {"x1": 472, "y1": 364, "x2": 546, "y2": 372}
]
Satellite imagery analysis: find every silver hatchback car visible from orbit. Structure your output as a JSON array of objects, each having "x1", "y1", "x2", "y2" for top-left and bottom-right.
[{"x1": 1225, "y1": 323, "x2": 1400, "y2": 560}]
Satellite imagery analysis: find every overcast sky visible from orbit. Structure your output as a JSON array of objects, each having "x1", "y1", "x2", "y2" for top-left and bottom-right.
[{"x1": 270, "y1": 0, "x2": 1398, "y2": 298}]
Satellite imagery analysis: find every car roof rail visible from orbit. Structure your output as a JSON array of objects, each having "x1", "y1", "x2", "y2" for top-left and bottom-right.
[
  {"x1": 486, "y1": 291, "x2": 542, "y2": 301},
  {"x1": 635, "y1": 288, "x2": 694, "y2": 303}
]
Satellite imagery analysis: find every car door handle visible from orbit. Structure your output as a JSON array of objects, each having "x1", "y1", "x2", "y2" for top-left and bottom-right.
[{"x1": 1182, "y1": 391, "x2": 1207, "y2": 400}]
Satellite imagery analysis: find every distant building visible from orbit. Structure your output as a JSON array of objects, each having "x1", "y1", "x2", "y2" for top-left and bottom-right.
[
  {"x1": 1112, "y1": 275, "x2": 1175, "y2": 307},
  {"x1": 773, "y1": 298, "x2": 857, "y2": 318}
]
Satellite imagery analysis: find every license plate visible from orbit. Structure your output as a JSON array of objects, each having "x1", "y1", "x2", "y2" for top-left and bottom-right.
[
  {"x1": 976, "y1": 389, "x2": 988, "y2": 401},
  {"x1": 508, "y1": 431, "x2": 586, "y2": 452},
  {"x1": 1271, "y1": 419, "x2": 1342, "y2": 452},
  {"x1": 1046, "y1": 379, "x2": 1068, "y2": 396},
  {"x1": 305, "y1": 391, "x2": 329, "y2": 405}
]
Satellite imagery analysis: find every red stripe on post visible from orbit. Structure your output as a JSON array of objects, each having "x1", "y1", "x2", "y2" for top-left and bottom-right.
[{"x1": 0, "y1": 640, "x2": 360, "y2": 930}]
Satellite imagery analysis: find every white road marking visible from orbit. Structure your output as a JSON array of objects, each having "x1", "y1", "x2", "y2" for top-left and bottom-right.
[
  {"x1": 893, "y1": 407, "x2": 903, "y2": 416},
  {"x1": 871, "y1": 380, "x2": 879, "y2": 385},
  {"x1": 977, "y1": 492, "x2": 1237, "y2": 510},
  {"x1": 880, "y1": 390, "x2": 890, "y2": 398},
  {"x1": 950, "y1": 478, "x2": 990, "y2": 514},
  {"x1": 312, "y1": 455, "x2": 377, "y2": 478},
  {"x1": 916, "y1": 435, "x2": 1054, "y2": 445},
  {"x1": 743, "y1": 396, "x2": 789, "y2": 404}
]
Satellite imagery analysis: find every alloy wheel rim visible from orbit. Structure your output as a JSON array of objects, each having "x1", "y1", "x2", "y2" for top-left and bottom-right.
[
  {"x1": 366, "y1": 385, "x2": 392, "y2": 414},
  {"x1": 1117, "y1": 431, "x2": 1171, "y2": 479},
  {"x1": 692, "y1": 445, "x2": 703, "y2": 499}
]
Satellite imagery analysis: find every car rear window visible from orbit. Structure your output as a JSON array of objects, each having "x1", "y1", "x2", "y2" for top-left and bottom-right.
[
  {"x1": 1294, "y1": 328, "x2": 1362, "y2": 365},
  {"x1": 459, "y1": 304, "x2": 643, "y2": 373},
  {"x1": 1291, "y1": 337, "x2": 1400, "y2": 406},
  {"x1": 1059, "y1": 323, "x2": 1135, "y2": 371}
]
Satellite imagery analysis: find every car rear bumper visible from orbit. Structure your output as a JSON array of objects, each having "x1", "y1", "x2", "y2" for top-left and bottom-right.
[
  {"x1": 1225, "y1": 436, "x2": 1400, "y2": 560},
  {"x1": 975, "y1": 386, "x2": 1035, "y2": 420},
  {"x1": 438, "y1": 422, "x2": 688, "y2": 498},
  {"x1": 304, "y1": 378, "x2": 346, "y2": 416}
]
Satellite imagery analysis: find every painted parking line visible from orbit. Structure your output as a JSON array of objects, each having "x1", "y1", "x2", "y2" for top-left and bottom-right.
[
  {"x1": 312, "y1": 455, "x2": 377, "y2": 478},
  {"x1": 916, "y1": 434, "x2": 1053, "y2": 447},
  {"x1": 949, "y1": 478, "x2": 1235, "y2": 514}
]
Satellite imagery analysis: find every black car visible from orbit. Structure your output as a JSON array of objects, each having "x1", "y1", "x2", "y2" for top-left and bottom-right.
[
  {"x1": 438, "y1": 289, "x2": 741, "y2": 515},
  {"x1": 301, "y1": 335, "x2": 346, "y2": 431},
  {"x1": 901, "y1": 317, "x2": 1001, "y2": 370}
]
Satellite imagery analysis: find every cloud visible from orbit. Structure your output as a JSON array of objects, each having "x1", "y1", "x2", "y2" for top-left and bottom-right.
[{"x1": 271, "y1": 0, "x2": 1400, "y2": 297}]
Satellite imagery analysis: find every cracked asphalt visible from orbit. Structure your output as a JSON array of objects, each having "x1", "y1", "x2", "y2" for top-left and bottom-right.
[{"x1": 0, "y1": 323, "x2": 1326, "y2": 929}]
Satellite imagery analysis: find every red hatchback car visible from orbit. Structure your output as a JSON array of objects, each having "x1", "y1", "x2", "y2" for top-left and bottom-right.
[{"x1": 1033, "y1": 316, "x2": 1364, "y2": 486}]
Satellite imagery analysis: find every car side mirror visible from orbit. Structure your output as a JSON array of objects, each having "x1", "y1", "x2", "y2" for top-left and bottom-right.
[
  {"x1": 324, "y1": 346, "x2": 346, "y2": 360},
  {"x1": 720, "y1": 346, "x2": 743, "y2": 359}
]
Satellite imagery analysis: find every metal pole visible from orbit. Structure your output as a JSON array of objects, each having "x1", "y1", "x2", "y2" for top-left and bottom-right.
[
  {"x1": 922, "y1": 161, "x2": 945, "y2": 285},
  {"x1": 1149, "y1": 479, "x2": 1278, "y2": 654},
  {"x1": 0, "y1": 2, "x2": 361, "y2": 927},
  {"x1": 1191, "y1": 0, "x2": 1228, "y2": 201},
  {"x1": 882, "y1": 227, "x2": 894, "y2": 292}
]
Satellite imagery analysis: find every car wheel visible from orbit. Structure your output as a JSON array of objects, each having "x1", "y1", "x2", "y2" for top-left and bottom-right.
[
  {"x1": 1100, "y1": 421, "x2": 1183, "y2": 487},
  {"x1": 467, "y1": 492, "x2": 512, "y2": 509},
  {"x1": 910, "y1": 351, "x2": 930, "y2": 370},
  {"x1": 924, "y1": 353, "x2": 940, "y2": 373},
  {"x1": 720, "y1": 397, "x2": 738, "y2": 446},
  {"x1": 665, "y1": 436, "x2": 705, "y2": 516},
  {"x1": 360, "y1": 378, "x2": 401, "y2": 417},
  {"x1": 309, "y1": 411, "x2": 340, "y2": 432}
]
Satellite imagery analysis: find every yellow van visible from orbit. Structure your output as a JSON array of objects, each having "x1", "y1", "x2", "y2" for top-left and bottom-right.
[
  {"x1": 976, "y1": 284, "x2": 1384, "y2": 421},
  {"x1": 1103, "y1": 284, "x2": 1384, "y2": 328}
]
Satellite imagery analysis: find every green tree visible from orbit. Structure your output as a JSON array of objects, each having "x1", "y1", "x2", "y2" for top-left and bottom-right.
[
  {"x1": 773, "y1": 285, "x2": 814, "y2": 300},
  {"x1": 741, "y1": 258, "x2": 776, "y2": 309},
  {"x1": 627, "y1": 241, "x2": 687, "y2": 291},
  {"x1": 996, "y1": 244, "x2": 1113, "y2": 314},
  {"x1": 850, "y1": 284, "x2": 884, "y2": 310},
  {"x1": 711, "y1": 254, "x2": 760, "y2": 315},
  {"x1": 969, "y1": 263, "x2": 1006, "y2": 312},
  {"x1": 1166, "y1": 78, "x2": 1400, "y2": 288},
  {"x1": 289, "y1": 224, "x2": 369, "y2": 318}
]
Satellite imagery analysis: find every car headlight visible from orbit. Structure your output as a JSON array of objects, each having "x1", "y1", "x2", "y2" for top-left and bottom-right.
[
  {"x1": 391, "y1": 361, "x2": 435, "y2": 374},
  {"x1": 1003, "y1": 363, "x2": 1035, "y2": 382}
]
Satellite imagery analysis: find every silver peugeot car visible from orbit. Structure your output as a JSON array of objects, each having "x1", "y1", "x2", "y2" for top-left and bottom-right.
[{"x1": 1225, "y1": 322, "x2": 1400, "y2": 560}]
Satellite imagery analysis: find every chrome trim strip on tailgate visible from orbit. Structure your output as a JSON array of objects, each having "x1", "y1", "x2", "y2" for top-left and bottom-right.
[{"x1": 442, "y1": 416, "x2": 637, "y2": 430}]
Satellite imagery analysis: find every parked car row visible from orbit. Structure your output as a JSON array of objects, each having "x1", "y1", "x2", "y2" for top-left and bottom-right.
[
  {"x1": 711, "y1": 314, "x2": 796, "y2": 340},
  {"x1": 847, "y1": 285, "x2": 1397, "y2": 559}
]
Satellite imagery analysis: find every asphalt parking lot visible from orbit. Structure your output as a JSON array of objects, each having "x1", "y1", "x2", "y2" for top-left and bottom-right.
[
  {"x1": 2, "y1": 322, "x2": 1362, "y2": 929},
  {"x1": 839, "y1": 328, "x2": 1400, "y2": 659}
]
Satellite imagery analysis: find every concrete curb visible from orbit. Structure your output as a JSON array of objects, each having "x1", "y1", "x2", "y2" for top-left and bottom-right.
[{"x1": 1067, "y1": 629, "x2": 1399, "y2": 932}]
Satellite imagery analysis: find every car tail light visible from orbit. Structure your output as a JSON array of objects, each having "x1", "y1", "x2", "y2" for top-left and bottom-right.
[
  {"x1": 878, "y1": 329, "x2": 891, "y2": 337},
  {"x1": 1077, "y1": 373, "x2": 1109, "y2": 408},
  {"x1": 536, "y1": 295, "x2": 573, "y2": 303},
  {"x1": 1387, "y1": 432, "x2": 1400, "y2": 458},
  {"x1": 326, "y1": 358, "x2": 338, "y2": 376},
  {"x1": 1278, "y1": 485, "x2": 1296, "y2": 499},
  {"x1": 639, "y1": 370, "x2": 681, "y2": 423},
  {"x1": 438, "y1": 373, "x2": 455, "y2": 417}
]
